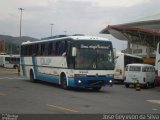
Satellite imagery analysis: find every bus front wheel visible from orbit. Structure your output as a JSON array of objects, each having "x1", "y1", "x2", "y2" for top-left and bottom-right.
[
  {"x1": 92, "y1": 87, "x2": 101, "y2": 91},
  {"x1": 60, "y1": 74, "x2": 68, "y2": 89}
]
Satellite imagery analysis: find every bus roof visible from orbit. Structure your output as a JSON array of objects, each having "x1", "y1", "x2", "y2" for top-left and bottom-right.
[{"x1": 21, "y1": 35, "x2": 110, "y2": 45}]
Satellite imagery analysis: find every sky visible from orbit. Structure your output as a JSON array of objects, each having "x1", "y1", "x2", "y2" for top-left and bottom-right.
[{"x1": 0, "y1": 0, "x2": 160, "y2": 50}]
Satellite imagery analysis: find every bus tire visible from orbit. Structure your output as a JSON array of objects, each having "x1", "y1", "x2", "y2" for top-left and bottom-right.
[
  {"x1": 30, "y1": 70, "x2": 37, "y2": 83},
  {"x1": 60, "y1": 73, "x2": 68, "y2": 89},
  {"x1": 92, "y1": 87, "x2": 101, "y2": 91}
]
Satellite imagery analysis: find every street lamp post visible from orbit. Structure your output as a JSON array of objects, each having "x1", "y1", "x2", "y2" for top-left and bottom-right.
[
  {"x1": 50, "y1": 24, "x2": 54, "y2": 37},
  {"x1": 18, "y1": 8, "x2": 24, "y2": 41}
]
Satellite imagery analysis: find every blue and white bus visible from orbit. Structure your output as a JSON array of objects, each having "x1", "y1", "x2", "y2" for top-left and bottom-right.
[{"x1": 20, "y1": 35, "x2": 114, "y2": 91}]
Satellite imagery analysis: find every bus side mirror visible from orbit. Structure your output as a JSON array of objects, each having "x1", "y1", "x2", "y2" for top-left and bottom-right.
[{"x1": 72, "y1": 47, "x2": 77, "y2": 57}]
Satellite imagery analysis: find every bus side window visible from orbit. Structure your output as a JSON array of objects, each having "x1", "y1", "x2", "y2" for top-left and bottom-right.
[
  {"x1": 33, "y1": 44, "x2": 38, "y2": 56},
  {"x1": 41, "y1": 44, "x2": 45, "y2": 56},
  {"x1": 38, "y1": 44, "x2": 41, "y2": 56},
  {"x1": 56, "y1": 41, "x2": 60, "y2": 55},
  {"x1": 44, "y1": 43, "x2": 48, "y2": 55},
  {"x1": 29, "y1": 45, "x2": 33, "y2": 56},
  {"x1": 48, "y1": 42, "x2": 56, "y2": 56},
  {"x1": 56, "y1": 40, "x2": 67, "y2": 56},
  {"x1": 26, "y1": 45, "x2": 30, "y2": 56},
  {"x1": 48, "y1": 42, "x2": 52, "y2": 56}
]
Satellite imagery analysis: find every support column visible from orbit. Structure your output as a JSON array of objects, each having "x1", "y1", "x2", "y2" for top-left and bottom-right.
[
  {"x1": 127, "y1": 41, "x2": 132, "y2": 54},
  {"x1": 146, "y1": 45, "x2": 150, "y2": 58}
]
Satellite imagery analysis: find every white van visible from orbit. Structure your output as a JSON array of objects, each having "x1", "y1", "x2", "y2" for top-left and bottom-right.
[{"x1": 124, "y1": 63, "x2": 155, "y2": 88}]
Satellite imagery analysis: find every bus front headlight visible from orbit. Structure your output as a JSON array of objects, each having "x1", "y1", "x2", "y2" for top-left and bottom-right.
[
  {"x1": 78, "y1": 80, "x2": 82, "y2": 84},
  {"x1": 109, "y1": 80, "x2": 112, "y2": 83},
  {"x1": 109, "y1": 80, "x2": 113, "y2": 87}
]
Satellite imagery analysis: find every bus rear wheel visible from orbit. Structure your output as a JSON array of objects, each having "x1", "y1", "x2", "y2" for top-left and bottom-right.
[
  {"x1": 30, "y1": 70, "x2": 37, "y2": 83},
  {"x1": 60, "y1": 74, "x2": 68, "y2": 89}
]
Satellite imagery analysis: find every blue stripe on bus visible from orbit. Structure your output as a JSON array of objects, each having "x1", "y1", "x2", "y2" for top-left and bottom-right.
[
  {"x1": 21, "y1": 57, "x2": 26, "y2": 77},
  {"x1": 32, "y1": 56, "x2": 38, "y2": 78},
  {"x1": 36, "y1": 73, "x2": 59, "y2": 84}
]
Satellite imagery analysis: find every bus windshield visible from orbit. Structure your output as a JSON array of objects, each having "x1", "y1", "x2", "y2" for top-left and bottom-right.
[{"x1": 74, "y1": 40, "x2": 114, "y2": 70}]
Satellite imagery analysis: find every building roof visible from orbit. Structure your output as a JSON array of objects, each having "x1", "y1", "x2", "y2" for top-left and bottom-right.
[{"x1": 100, "y1": 14, "x2": 160, "y2": 48}]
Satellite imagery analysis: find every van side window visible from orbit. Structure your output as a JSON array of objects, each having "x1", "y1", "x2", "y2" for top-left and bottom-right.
[
  {"x1": 143, "y1": 67, "x2": 155, "y2": 72},
  {"x1": 142, "y1": 67, "x2": 147, "y2": 72},
  {"x1": 129, "y1": 66, "x2": 141, "y2": 71}
]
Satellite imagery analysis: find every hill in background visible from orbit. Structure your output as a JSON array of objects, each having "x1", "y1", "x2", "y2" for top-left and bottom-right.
[
  {"x1": 0, "y1": 35, "x2": 39, "y2": 54},
  {"x1": 0, "y1": 35, "x2": 39, "y2": 44}
]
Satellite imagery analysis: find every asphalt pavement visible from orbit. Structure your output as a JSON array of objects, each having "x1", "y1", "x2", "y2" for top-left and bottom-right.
[{"x1": 0, "y1": 68, "x2": 160, "y2": 114}]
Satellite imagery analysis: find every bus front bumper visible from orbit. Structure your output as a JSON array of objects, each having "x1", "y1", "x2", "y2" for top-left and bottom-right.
[{"x1": 69, "y1": 76, "x2": 114, "y2": 88}]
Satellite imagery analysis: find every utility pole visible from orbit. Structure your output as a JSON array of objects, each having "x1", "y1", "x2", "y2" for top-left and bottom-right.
[{"x1": 18, "y1": 8, "x2": 24, "y2": 41}]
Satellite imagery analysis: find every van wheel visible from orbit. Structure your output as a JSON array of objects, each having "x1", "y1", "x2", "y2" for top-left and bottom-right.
[
  {"x1": 144, "y1": 83, "x2": 149, "y2": 89},
  {"x1": 30, "y1": 70, "x2": 37, "y2": 82},
  {"x1": 125, "y1": 84, "x2": 129, "y2": 88},
  {"x1": 60, "y1": 74, "x2": 68, "y2": 89},
  {"x1": 151, "y1": 83, "x2": 155, "y2": 88}
]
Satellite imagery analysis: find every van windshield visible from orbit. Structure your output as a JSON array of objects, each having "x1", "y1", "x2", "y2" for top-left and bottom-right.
[{"x1": 129, "y1": 66, "x2": 141, "y2": 72}]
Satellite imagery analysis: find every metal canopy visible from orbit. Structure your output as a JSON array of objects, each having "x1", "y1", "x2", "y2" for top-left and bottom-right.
[{"x1": 100, "y1": 19, "x2": 160, "y2": 49}]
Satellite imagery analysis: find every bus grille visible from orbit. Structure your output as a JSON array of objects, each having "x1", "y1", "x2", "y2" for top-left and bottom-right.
[{"x1": 88, "y1": 80, "x2": 104, "y2": 86}]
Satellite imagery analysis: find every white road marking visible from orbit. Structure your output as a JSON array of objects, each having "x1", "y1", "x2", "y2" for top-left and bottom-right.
[
  {"x1": 147, "y1": 100, "x2": 160, "y2": 105},
  {"x1": 0, "y1": 77, "x2": 25, "y2": 80},
  {"x1": 152, "y1": 108, "x2": 158, "y2": 111},
  {"x1": 0, "y1": 92, "x2": 7, "y2": 96}
]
